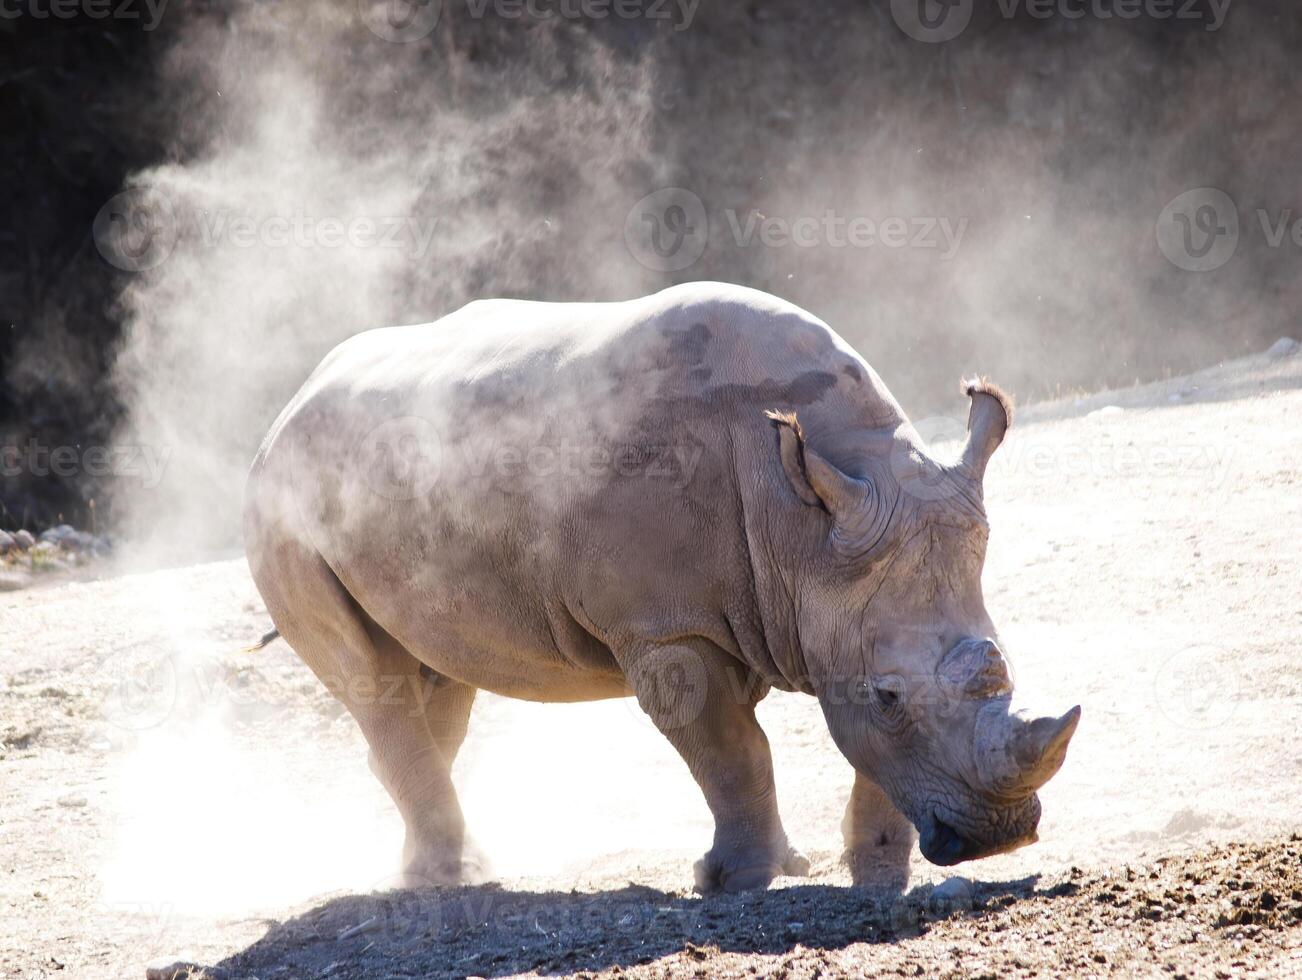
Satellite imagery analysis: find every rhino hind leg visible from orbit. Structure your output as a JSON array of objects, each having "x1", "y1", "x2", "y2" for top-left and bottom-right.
[
  {"x1": 406, "y1": 668, "x2": 490, "y2": 883},
  {"x1": 841, "y1": 772, "x2": 915, "y2": 893},
  {"x1": 247, "y1": 531, "x2": 483, "y2": 888},
  {"x1": 625, "y1": 640, "x2": 808, "y2": 894}
]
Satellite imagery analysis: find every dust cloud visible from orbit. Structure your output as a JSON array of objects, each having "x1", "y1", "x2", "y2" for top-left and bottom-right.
[
  {"x1": 106, "y1": 1, "x2": 1300, "y2": 558},
  {"x1": 109, "y1": 0, "x2": 660, "y2": 560}
]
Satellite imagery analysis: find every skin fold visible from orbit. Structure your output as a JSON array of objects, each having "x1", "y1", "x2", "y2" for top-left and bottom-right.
[{"x1": 243, "y1": 281, "x2": 1079, "y2": 894}]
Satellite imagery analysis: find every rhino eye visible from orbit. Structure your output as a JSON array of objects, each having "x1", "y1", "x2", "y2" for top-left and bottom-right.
[{"x1": 874, "y1": 685, "x2": 902, "y2": 710}]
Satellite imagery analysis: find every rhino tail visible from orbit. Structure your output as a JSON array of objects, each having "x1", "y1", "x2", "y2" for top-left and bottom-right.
[{"x1": 243, "y1": 627, "x2": 281, "y2": 653}]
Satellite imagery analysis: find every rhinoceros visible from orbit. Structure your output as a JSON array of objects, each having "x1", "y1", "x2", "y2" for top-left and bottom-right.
[{"x1": 243, "y1": 281, "x2": 1079, "y2": 894}]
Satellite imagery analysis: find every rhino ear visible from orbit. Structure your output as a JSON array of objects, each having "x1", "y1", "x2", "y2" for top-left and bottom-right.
[
  {"x1": 958, "y1": 377, "x2": 1013, "y2": 483},
  {"x1": 765, "y1": 410, "x2": 889, "y2": 559},
  {"x1": 765, "y1": 409, "x2": 866, "y2": 513},
  {"x1": 766, "y1": 410, "x2": 824, "y2": 508}
]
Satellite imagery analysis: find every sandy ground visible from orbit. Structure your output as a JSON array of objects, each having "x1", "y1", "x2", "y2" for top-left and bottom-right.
[{"x1": 1, "y1": 349, "x2": 1300, "y2": 979}]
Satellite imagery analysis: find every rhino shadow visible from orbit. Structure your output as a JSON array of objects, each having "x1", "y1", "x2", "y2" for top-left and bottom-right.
[{"x1": 206, "y1": 873, "x2": 1058, "y2": 980}]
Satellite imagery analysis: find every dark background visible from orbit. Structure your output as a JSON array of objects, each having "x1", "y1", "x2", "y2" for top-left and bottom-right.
[{"x1": 2, "y1": 0, "x2": 1298, "y2": 535}]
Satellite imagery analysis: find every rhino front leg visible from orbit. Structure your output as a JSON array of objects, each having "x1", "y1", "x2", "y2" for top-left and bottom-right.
[
  {"x1": 625, "y1": 640, "x2": 808, "y2": 894},
  {"x1": 842, "y1": 771, "x2": 915, "y2": 892}
]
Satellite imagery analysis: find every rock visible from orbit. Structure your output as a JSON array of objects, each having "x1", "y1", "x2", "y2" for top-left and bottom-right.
[
  {"x1": 336, "y1": 915, "x2": 380, "y2": 941},
  {"x1": 39, "y1": 524, "x2": 75, "y2": 545},
  {"x1": 1164, "y1": 807, "x2": 1213, "y2": 836},
  {"x1": 1266, "y1": 337, "x2": 1299, "y2": 359},
  {"x1": 27, "y1": 541, "x2": 65, "y2": 571},
  {"x1": 0, "y1": 569, "x2": 32, "y2": 592},
  {"x1": 23, "y1": 526, "x2": 103, "y2": 554},
  {"x1": 930, "y1": 876, "x2": 974, "y2": 915},
  {"x1": 0, "y1": 530, "x2": 14, "y2": 555},
  {"x1": 13, "y1": 529, "x2": 35, "y2": 550},
  {"x1": 60, "y1": 530, "x2": 97, "y2": 552},
  {"x1": 144, "y1": 958, "x2": 218, "y2": 980},
  {"x1": 1087, "y1": 405, "x2": 1124, "y2": 419}
]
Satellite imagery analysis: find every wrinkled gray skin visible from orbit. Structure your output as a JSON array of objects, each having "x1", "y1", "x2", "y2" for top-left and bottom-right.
[{"x1": 244, "y1": 282, "x2": 1079, "y2": 895}]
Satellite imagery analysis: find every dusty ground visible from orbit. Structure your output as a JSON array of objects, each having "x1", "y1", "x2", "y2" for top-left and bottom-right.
[{"x1": 1, "y1": 349, "x2": 1300, "y2": 979}]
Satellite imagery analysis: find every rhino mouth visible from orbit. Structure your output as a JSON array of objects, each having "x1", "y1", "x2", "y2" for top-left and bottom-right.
[
  {"x1": 919, "y1": 809, "x2": 1040, "y2": 867},
  {"x1": 919, "y1": 814, "x2": 976, "y2": 866}
]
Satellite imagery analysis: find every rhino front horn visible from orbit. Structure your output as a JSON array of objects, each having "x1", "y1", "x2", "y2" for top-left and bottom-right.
[
  {"x1": 976, "y1": 704, "x2": 1081, "y2": 797},
  {"x1": 1011, "y1": 705, "x2": 1081, "y2": 788}
]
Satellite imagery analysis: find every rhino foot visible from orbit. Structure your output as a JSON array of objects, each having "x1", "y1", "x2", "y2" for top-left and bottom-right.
[
  {"x1": 841, "y1": 840, "x2": 912, "y2": 894},
  {"x1": 693, "y1": 840, "x2": 809, "y2": 894},
  {"x1": 399, "y1": 839, "x2": 492, "y2": 888},
  {"x1": 841, "y1": 773, "x2": 915, "y2": 894}
]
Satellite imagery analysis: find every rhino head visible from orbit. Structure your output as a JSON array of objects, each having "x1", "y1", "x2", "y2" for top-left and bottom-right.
[{"x1": 768, "y1": 380, "x2": 1080, "y2": 866}]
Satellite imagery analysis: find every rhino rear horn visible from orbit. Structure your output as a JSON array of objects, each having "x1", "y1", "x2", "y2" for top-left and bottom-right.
[
  {"x1": 937, "y1": 637, "x2": 1013, "y2": 699},
  {"x1": 958, "y1": 377, "x2": 1013, "y2": 483}
]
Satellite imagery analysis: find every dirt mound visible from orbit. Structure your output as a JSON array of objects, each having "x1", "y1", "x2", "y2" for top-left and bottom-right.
[{"x1": 150, "y1": 836, "x2": 1302, "y2": 979}]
